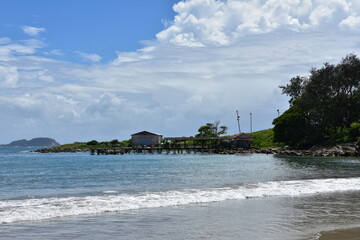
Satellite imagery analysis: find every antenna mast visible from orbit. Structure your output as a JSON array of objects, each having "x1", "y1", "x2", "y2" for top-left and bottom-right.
[
  {"x1": 236, "y1": 110, "x2": 241, "y2": 133},
  {"x1": 250, "y1": 112, "x2": 253, "y2": 133}
]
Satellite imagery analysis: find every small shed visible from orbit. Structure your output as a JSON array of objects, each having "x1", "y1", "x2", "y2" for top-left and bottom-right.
[
  {"x1": 131, "y1": 131, "x2": 163, "y2": 146},
  {"x1": 233, "y1": 133, "x2": 253, "y2": 148}
]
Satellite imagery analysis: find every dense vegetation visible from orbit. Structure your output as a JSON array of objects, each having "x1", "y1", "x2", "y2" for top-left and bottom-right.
[
  {"x1": 195, "y1": 121, "x2": 228, "y2": 137},
  {"x1": 54, "y1": 139, "x2": 132, "y2": 149},
  {"x1": 273, "y1": 54, "x2": 360, "y2": 148},
  {"x1": 193, "y1": 122, "x2": 280, "y2": 149}
]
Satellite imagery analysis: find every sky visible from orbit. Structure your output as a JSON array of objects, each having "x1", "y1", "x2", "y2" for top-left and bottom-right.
[{"x1": 1, "y1": 0, "x2": 360, "y2": 144}]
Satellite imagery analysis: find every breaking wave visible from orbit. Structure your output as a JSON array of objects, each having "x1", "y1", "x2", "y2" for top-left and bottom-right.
[{"x1": 2, "y1": 177, "x2": 360, "y2": 224}]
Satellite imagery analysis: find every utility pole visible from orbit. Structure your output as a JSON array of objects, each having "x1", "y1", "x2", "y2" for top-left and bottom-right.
[
  {"x1": 236, "y1": 110, "x2": 241, "y2": 133},
  {"x1": 250, "y1": 112, "x2": 253, "y2": 133},
  {"x1": 277, "y1": 109, "x2": 280, "y2": 117}
]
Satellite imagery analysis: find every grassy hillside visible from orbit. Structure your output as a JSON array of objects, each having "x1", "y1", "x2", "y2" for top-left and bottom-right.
[
  {"x1": 248, "y1": 129, "x2": 283, "y2": 149},
  {"x1": 54, "y1": 142, "x2": 88, "y2": 149}
]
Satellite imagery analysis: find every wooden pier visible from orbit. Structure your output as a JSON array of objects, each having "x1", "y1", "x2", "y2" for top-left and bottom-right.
[
  {"x1": 90, "y1": 135, "x2": 252, "y2": 155},
  {"x1": 90, "y1": 146, "x2": 231, "y2": 155}
]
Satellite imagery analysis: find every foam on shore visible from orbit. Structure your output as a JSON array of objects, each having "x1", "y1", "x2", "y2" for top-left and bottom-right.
[{"x1": 2, "y1": 177, "x2": 360, "y2": 224}]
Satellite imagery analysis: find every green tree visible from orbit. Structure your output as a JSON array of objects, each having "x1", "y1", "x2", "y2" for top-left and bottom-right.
[
  {"x1": 195, "y1": 121, "x2": 228, "y2": 137},
  {"x1": 272, "y1": 105, "x2": 319, "y2": 148},
  {"x1": 110, "y1": 139, "x2": 120, "y2": 145},
  {"x1": 86, "y1": 140, "x2": 98, "y2": 146},
  {"x1": 280, "y1": 54, "x2": 360, "y2": 132},
  {"x1": 279, "y1": 76, "x2": 306, "y2": 105},
  {"x1": 348, "y1": 122, "x2": 360, "y2": 142},
  {"x1": 277, "y1": 53, "x2": 360, "y2": 147}
]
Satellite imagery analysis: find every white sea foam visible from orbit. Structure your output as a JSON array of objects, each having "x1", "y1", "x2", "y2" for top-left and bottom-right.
[
  {"x1": 102, "y1": 190, "x2": 119, "y2": 194},
  {"x1": 2, "y1": 177, "x2": 360, "y2": 224}
]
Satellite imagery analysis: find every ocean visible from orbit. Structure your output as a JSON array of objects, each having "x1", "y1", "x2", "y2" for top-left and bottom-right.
[{"x1": 1, "y1": 147, "x2": 360, "y2": 239}]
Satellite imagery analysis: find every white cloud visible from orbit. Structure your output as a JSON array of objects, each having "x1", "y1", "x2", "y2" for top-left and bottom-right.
[
  {"x1": 37, "y1": 70, "x2": 54, "y2": 82},
  {"x1": 0, "y1": 65, "x2": 19, "y2": 88},
  {"x1": 0, "y1": 38, "x2": 44, "y2": 61},
  {"x1": 1, "y1": 0, "x2": 360, "y2": 143},
  {"x1": 340, "y1": 15, "x2": 360, "y2": 29},
  {"x1": 112, "y1": 49, "x2": 153, "y2": 65},
  {"x1": 75, "y1": 51, "x2": 102, "y2": 63},
  {"x1": 1, "y1": 30, "x2": 359, "y2": 143},
  {"x1": 46, "y1": 49, "x2": 65, "y2": 56},
  {"x1": 0, "y1": 37, "x2": 11, "y2": 45},
  {"x1": 22, "y1": 26, "x2": 46, "y2": 37},
  {"x1": 157, "y1": 0, "x2": 358, "y2": 47},
  {"x1": 0, "y1": 44, "x2": 36, "y2": 60},
  {"x1": 139, "y1": 46, "x2": 156, "y2": 53}
]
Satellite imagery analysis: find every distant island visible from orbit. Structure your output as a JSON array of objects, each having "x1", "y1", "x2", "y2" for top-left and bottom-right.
[{"x1": 1, "y1": 138, "x2": 60, "y2": 147}]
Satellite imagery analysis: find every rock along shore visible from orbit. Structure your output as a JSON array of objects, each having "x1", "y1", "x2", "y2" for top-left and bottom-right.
[
  {"x1": 33, "y1": 148, "x2": 90, "y2": 153},
  {"x1": 33, "y1": 143, "x2": 360, "y2": 157},
  {"x1": 219, "y1": 143, "x2": 360, "y2": 157}
]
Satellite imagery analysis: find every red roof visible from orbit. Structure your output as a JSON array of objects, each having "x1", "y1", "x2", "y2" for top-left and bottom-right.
[{"x1": 232, "y1": 133, "x2": 253, "y2": 140}]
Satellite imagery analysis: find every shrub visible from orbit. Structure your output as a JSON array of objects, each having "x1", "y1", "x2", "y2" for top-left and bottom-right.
[
  {"x1": 110, "y1": 139, "x2": 120, "y2": 145},
  {"x1": 86, "y1": 140, "x2": 98, "y2": 146},
  {"x1": 349, "y1": 122, "x2": 360, "y2": 142}
]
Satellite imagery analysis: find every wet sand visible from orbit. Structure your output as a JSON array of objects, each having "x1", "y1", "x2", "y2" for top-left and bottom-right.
[{"x1": 318, "y1": 228, "x2": 360, "y2": 240}]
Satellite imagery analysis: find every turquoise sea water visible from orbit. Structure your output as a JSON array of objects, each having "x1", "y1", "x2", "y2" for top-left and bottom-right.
[{"x1": 1, "y1": 147, "x2": 360, "y2": 239}]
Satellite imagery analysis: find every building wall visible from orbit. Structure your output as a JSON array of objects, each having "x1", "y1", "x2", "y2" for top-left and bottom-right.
[
  {"x1": 132, "y1": 135, "x2": 162, "y2": 146},
  {"x1": 235, "y1": 140, "x2": 251, "y2": 148}
]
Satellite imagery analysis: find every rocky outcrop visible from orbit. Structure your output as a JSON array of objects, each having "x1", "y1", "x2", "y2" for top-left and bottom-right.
[
  {"x1": 32, "y1": 143, "x2": 360, "y2": 157},
  {"x1": 33, "y1": 148, "x2": 89, "y2": 153},
  {"x1": 218, "y1": 143, "x2": 360, "y2": 157}
]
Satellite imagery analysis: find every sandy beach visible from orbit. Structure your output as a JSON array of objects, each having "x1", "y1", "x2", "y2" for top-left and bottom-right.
[{"x1": 318, "y1": 228, "x2": 360, "y2": 240}]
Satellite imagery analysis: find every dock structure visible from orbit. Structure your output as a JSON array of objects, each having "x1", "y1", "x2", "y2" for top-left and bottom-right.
[
  {"x1": 90, "y1": 146, "x2": 225, "y2": 155},
  {"x1": 90, "y1": 135, "x2": 252, "y2": 155}
]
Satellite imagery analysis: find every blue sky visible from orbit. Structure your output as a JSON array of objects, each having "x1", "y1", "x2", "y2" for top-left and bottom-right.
[
  {"x1": 1, "y1": 0, "x2": 360, "y2": 144},
  {"x1": 0, "y1": 0, "x2": 178, "y2": 62}
]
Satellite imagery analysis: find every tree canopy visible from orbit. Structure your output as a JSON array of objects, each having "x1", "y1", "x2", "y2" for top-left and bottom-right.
[
  {"x1": 195, "y1": 121, "x2": 228, "y2": 137},
  {"x1": 274, "y1": 53, "x2": 360, "y2": 148}
]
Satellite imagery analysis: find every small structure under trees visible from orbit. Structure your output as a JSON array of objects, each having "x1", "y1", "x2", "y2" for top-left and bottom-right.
[{"x1": 233, "y1": 133, "x2": 253, "y2": 148}]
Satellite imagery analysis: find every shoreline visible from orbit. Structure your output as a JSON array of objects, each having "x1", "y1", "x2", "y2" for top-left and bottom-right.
[
  {"x1": 32, "y1": 144, "x2": 360, "y2": 157},
  {"x1": 248, "y1": 144, "x2": 360, "y2": 157},
  {"x1": 317, "y1": 227, "x2": 360, "y2": 240}
]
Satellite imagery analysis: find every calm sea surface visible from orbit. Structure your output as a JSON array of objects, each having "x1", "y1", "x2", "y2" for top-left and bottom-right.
[{"x1": 1, "y1": 147, "x2": 360, "y2": 239}]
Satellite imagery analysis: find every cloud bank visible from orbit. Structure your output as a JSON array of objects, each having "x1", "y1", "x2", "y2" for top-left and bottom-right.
[
  {"x1": 1, "y1": 0, "x2": 360, "y2": 143},
  {"x1": 157, "y1": 0, "x2": 360, "y2": 46}
]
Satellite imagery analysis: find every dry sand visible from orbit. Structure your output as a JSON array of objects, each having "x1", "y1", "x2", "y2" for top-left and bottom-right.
[{"x1": 318, "y1": 227, "x2": 360, "y2": 240}]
